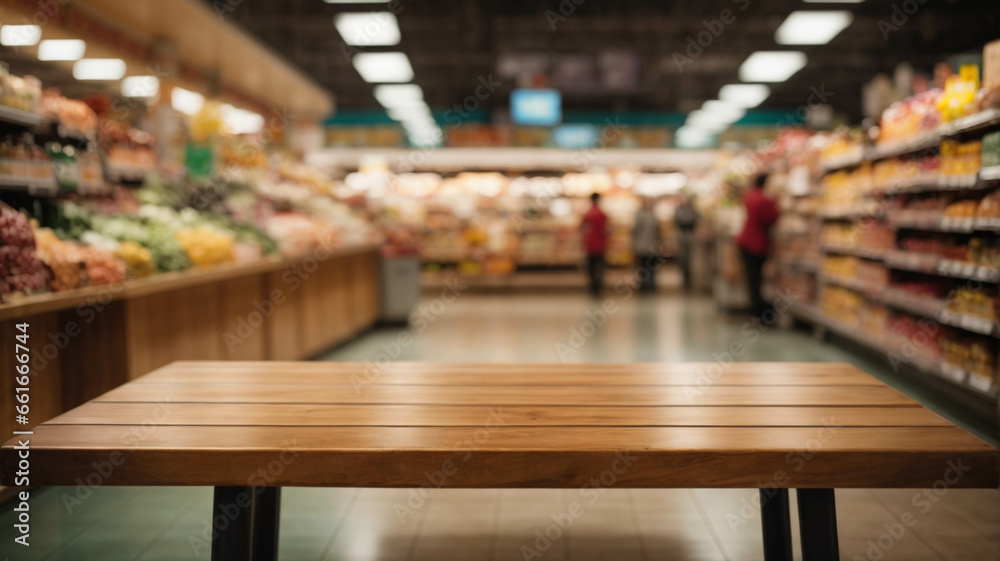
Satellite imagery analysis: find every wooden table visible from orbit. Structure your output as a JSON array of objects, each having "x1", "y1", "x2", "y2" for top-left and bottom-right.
[{"x1": 3, "y1": 361, "x2": 997, "y2": 561}]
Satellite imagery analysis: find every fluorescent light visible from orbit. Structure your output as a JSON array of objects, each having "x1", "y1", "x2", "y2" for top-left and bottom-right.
[
  {"x1": 702, "y1": 100, "x2": 746, "y2": 122},
  {"x1": 739, "y1": 51, "x2": 807, "y2": 83},
  {"x1": 686, "y1": 111, "x2": 729, "y2": 132},
  {"x1": 37, "y1": 39, "x2": 86, "y2": 61},
  {"x1": 221, "y1": 105, "x2": 265, "y2": 135},
  {"x1": 171, "y1": 87, "x2": 205, "y2": 115},
  {"x1": 374, "y1": 84, "x2": 423, "y2": 108},
  {"x1": 776, "y1": 11, "x2": 853, "y2": 45},
  {"x1": 675, "y1": 127, "x2": 714, "y2": 149},
  {"x1": 72, "y1": 59, "x2": 126, "y2": 80},
  {"x1": 0, "y1": 25, "x2": 41, "y2": 46},
  {"x1": 122, "y1": 76, "x2": 160, "y2": 98},
  {"x1": 352, "y1": 52, "x2": 413, "y2": 83},
  {"x1": 719, "y1": 84, "x2": 771, "y2": 108},
  {"x1": 387, "y1": 102, "x2": 432, "y2": 121},
  {"x1": 334, "y1": 12, "x2": 400, "y2": 46}
]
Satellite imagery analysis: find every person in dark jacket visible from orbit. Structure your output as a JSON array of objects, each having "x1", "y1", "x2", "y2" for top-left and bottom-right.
[
  {"x1": 674, "y1": 194, "x2": 699, "y2": 291},
  {"x1": 736, "y1": 174, "x2": 780, "y2": 316}
]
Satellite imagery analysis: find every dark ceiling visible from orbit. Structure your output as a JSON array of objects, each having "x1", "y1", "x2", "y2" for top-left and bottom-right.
[{"x1": 218, "y1": 0, "x2": 998, "y2": 121}]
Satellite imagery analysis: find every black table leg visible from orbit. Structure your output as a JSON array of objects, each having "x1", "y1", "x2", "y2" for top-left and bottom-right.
[
  {"x1": 797, "y1": 488, "x2": 840, "y2": 561},
  {"x1": 212, "y1": 486, "x2": 255, "y2": 561},
  {"x1": 760, "y1": 488, "x2": 793, "y2": 561},
  {"x1": 252, "y1": 487, "x2": 282, "y2": 561}
]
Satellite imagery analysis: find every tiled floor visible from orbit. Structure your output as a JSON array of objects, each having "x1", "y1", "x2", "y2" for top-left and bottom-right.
[{"x1": 1, "y1": 288, "x2": 998, "y2": 560}]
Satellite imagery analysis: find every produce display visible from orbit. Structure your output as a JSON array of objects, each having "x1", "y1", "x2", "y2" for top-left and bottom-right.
[{"x1": 0, "y1": 205, "x2": 47, "y2": 295}]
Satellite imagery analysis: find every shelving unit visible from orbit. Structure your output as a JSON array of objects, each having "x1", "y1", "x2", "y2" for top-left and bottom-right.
[{"x1": 775, "y1": 106, "x2": 1000, "y2": 413}]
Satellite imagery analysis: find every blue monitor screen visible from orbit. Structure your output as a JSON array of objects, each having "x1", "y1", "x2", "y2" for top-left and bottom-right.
[
  {"x1": 511, "y1": 89, "x2": 562, "y2": 126},
  {"x1": 553, "y1": 124, "x2": 597, "y2": 149}
]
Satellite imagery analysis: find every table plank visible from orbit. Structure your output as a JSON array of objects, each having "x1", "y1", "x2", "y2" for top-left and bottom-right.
[
  {"x1": 143, "y1": 361, "x2": 882, "y2": 386},
  {"x1": 9, "y1": 425, "x2": 997, "y2": 488},
  {"x1": 94, "y1": 383, "x2": 918, "y2": 407},
  {"x1": 138, "y1": 369, "x2": 882, "y2": 387},
  {"x1": 49, "y1": 403, "x2": 952, "y2": 427},
  {"x1": 2, "y1": 362, "x2": 995, "y2": 490}
]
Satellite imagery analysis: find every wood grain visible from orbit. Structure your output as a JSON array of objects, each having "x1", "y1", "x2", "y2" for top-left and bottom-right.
[
  {"x1": 3, "y1": 361, "x2": 996, "y2": 490},
  {"x1": 94, "y1": 382, "x2": 917, "y2": 407},
  {"x1": 50, "y1": 403, "x2": 953, "y2": 427}
]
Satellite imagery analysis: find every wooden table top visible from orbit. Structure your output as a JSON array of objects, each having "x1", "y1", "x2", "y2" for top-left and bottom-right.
[{"x1": 3, "y1": 362, "x2": 997, "y2": 489}]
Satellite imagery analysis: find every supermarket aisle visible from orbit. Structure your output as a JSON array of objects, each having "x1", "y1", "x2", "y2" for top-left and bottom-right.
[{"x1": 2, "y1": 292, "x2": 999, "y2": 561}]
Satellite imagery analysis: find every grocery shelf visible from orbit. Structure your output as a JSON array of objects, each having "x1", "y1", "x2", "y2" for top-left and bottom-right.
[
  {"x1": 0, "y1": 174, "x2": 58, "y2": 197},
  {"x1": 940, "y1": 108, "x2": 1000, "y2": 138},
  {"x1": 820, "y1": 151, "x2": 866, "y2": 173},
  {"x1": 820, "y1": 245, "x2": 887, "y2": 261},
  {"x1": 818, "y1": 273, "x2": 876, "y2": 295},
  {"x1": 105, "y1": 166, "x2": 150, "y2": 184},
  {"x1": 887, "y1": 212, "x2": 976, "y2": 233},
  {"x1": 980, "y1": 165, "x2": 1000, "y2": 183},
  {"x1": 872, "y1": 132, "x2": 941, "y2": 161},
  {"x1": 778, "y1": 259, "x2": 819, "y2": 274},
  {"x1": 0, "y1": 243, "x2": 381, "y2": 322},
  {"x1": 878, "y1": 288, "x2": 946, "y2": 319},
  {"x1": 0, "y1": 104, "x2": 42, "y2": 128},
  {"x1": 787, "y1": 301, "x2": 999, "y2": 400},
  {"x1": 819, "y1": 109, "x2": 1000, "y2": 174}
]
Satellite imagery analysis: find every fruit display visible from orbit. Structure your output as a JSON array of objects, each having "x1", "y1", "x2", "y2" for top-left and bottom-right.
[
  {"x1": 176, "y1": 227, "x2": 235, "y2": 268},
  {"x1": 39, "y1": 89, "x2": 98, "y2": 133},
  {"x1": 0, "y1": 205, "x2": 48, "y2": 295},
  {"x1": 115, "y1": 241, "x2": 155, "y2": 278},
  {"x1": 878, "y1": 90, "x2": 942, "y2": 146}
]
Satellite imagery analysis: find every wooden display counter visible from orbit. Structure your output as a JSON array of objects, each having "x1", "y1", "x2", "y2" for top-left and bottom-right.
[{"x1": 0, "y1": 244, "x2": 382, "y2": 436}]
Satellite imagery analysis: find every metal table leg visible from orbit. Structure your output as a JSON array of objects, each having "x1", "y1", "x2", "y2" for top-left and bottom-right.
[
  {"x1": 212, "y1": 486, "x2": 255, "y2": 561},
  {"x1": 253, "y1": 487, "x2": 282, "y2": 561},
  {"x1": 797, "y1": 488, "x2": 840, "y2": 561},
  {"x1": 760, "y1": 488, "x2": 793, "y2": 561}
]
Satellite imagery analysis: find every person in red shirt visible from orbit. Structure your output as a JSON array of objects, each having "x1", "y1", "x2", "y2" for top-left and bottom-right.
[
  {"x1": 580, "y1": 192, "x2": 609, "y2": 296},
  {"x1": 736, "y1": 174, "x2": 780, "y2": 316}
]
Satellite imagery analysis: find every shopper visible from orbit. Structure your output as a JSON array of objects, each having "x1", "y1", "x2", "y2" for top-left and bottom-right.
[
  {"x1": 580, "y1": 192, "x2": 609, "y2": 296},
  {"x1": 736, "y1": 174, "x2": 779, "y2": 317},
  {"x1": 631, "y1": 197, "x2": 660, "y2": 293},
  {"x1": 674, "y1": 194, "x2": 699, "y2": 291}
]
